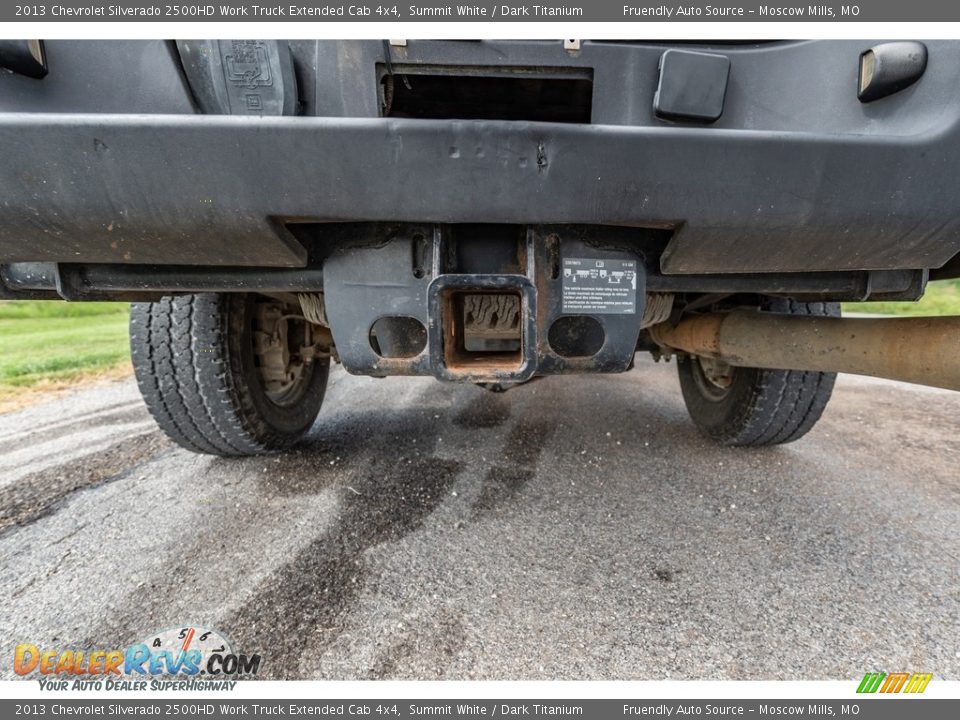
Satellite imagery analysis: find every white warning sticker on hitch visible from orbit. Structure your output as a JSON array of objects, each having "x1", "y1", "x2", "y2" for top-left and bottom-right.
[{"x1": 561, "y1": 258, "x2": 637, "y2": 314}]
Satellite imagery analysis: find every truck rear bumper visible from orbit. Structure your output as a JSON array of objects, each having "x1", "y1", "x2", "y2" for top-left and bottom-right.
[{"x1": 2, "y1": 111, "x2": 960, "y2": 274}]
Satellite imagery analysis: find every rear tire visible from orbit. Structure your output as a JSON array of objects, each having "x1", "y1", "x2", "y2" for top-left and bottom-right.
[
  {"x1": 130, "y1": 294, "x2": 329, "y2": 457},
  {"x1": 676, "y1": 298, "x2": 838, "y2": 447}
]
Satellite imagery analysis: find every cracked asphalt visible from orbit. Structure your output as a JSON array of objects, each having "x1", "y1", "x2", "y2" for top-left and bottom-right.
[{"x1": 1, "y1": 358, "x2": 958, "y2": 680}]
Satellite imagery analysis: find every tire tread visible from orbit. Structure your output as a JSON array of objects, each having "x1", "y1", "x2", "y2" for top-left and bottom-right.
[
  {"x1": 130, "y1": 294, "x2": 326, "y2": 457},
  {"x1": 677, "y1": 298, "x2": 838, "y2": 447}
]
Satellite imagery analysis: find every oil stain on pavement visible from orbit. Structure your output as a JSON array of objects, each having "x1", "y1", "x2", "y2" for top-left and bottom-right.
[{"x1": 1, "y1": 362, "x2": 958, "y2": 681}]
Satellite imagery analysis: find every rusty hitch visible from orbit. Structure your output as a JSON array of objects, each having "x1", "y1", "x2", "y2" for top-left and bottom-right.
[{"x1": 649, "y1": 311, "x2": 960, "y2": 391}]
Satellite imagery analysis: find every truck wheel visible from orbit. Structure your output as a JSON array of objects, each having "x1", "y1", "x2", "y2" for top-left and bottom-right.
[
  {"x1": 676, "y1": 298, "x2": 839, "y2": 447},
  {"x1": 130, "y1": 294, "x2": 329, "y2": 456}
]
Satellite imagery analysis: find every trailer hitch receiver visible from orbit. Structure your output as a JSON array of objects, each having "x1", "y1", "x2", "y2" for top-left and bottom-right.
[{"x1": 322, "y1": 224, "x2": 646, "y2": 382}]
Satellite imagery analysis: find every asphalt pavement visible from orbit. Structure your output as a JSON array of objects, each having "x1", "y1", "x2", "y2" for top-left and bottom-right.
[{"x1": 1, "y1": 358, "x2": 957, "y2": 680}]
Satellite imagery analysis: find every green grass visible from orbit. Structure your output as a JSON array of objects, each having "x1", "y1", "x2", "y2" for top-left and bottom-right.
[
  {"x1": 843, "y1": 279, "x2": 960, "y2": 316},
  {"x1": 0, "y1": 300, "x2": 131, "y2": 389}
]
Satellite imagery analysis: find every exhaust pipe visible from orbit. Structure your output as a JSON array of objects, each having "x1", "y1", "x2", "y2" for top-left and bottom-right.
[{"x1": 649, "y1": 311, "x2": 960, "y2": 391}]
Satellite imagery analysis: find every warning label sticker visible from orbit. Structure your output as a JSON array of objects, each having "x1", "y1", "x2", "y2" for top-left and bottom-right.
[{"x1": 561, "y1": 258, "x2": 637, "y2": 315}]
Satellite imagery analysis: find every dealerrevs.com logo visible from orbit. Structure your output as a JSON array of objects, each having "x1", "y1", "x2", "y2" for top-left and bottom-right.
[
  {"x1": 14, "y1": 626, "x2": 261, "y2": 691},
  {"x1": 856, "y1": 672, "x2": 933, "y2": 694}
]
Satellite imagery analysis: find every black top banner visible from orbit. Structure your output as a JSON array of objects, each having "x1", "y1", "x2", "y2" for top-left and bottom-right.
[{"x1": 0, "y1": 1, "x2": 953, "y2": 22}]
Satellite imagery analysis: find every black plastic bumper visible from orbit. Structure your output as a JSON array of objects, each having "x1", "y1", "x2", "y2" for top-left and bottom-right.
[{"x1": 1, "y1": 111, "x2": 960, "y2": 274}]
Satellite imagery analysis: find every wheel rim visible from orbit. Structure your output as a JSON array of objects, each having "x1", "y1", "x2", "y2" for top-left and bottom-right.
[
  {"x1": 252, "y1": 300, "x2": 315, "y2": 408},
  {"x1": 264, "y1": 356, "x2": 312, "y2": 407},
  {"x1": 690, "y1": 355, "x2": 734, "y2": 401}
]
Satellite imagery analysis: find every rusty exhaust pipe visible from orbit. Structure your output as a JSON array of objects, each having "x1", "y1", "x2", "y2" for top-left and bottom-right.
[{"x1": 649, "y1": 311, "x2": 960, "y2": 391}]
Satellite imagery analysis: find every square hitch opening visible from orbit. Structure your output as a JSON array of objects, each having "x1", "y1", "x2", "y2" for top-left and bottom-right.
[
  {"x1": 428, "y1": 275, "x2": 537, "y2": 382},
  {"x1": 444, "y1": 289, "x2": 523, "y2": 370}
]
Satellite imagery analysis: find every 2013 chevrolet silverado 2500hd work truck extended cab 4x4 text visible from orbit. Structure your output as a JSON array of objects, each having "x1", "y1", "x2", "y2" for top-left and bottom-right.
[{"x1": 2, "y1": 39, "x2": 959, "y2": 455}]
